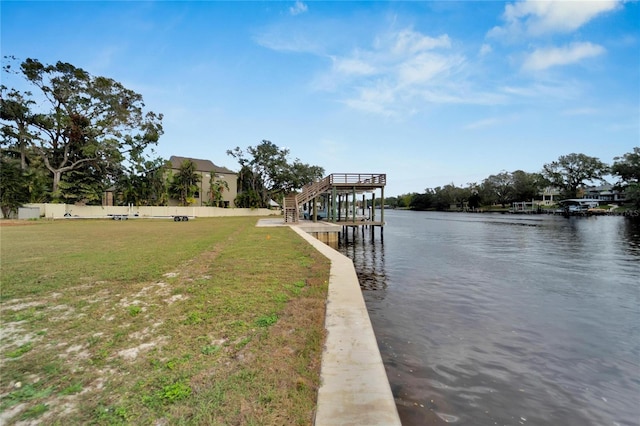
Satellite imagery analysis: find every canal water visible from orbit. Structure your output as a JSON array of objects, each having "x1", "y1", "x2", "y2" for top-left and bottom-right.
[{"x1": 338, "y1": 210, "x2": 640, "y2": 426}]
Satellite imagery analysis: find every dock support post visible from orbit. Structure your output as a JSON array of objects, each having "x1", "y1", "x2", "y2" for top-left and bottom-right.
[
  {"x1": 381, "y1": 186, "x2": 385, "y2": 226},
  {"x1": 332, "y1": 186, "x2": 337, "y2": 223},
  {"x1": 345, "y1": 195, "x2": 349, "y2": 223},
  {"x1": 371, "y1": 192, "x2": 376, "y2": 222},
  {"x1": 313, "y1": 196, "x2": 318, "y2": 223},
  {"x1": 352, "y1": 187, "x2": 357, "y2": 222}
]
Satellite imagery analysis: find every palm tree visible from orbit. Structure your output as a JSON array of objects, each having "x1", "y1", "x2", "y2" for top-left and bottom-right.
[
  {"x1": 169, "y1": 160, "x2": 200, "y2": 206},
  {"x1": 208, "y1": 175, "x2": 229, "y2": 207}
]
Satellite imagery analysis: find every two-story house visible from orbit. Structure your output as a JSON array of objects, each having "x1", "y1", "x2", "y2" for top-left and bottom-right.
[
  {"x1": 168, "y1": 156, "x2": 238, "y2": 207},
  {"x1": 583, "y1": 184, "x2": 625, "y2": 204}
]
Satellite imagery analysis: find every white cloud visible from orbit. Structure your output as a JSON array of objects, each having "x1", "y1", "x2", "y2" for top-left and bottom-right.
[
  {"x1": 464, "y1": 117, "x2": 502, "y2": 130},
  {"x1": 260, "y1": 24, "x2": 509, "y2": 115},
  {"x1": 320, "y1": 29, "x2": 473, "y2": 114},
  {"x1": 255, "y1": 30, "x2": 322, "y2": 54},
  {"x1": 397, "y1": 53, "x2": 463, "y2": 87},
  {"x1": 343, "y1": 82, "x2": 398, "y2": 116},
  {"x1": 331, "y1": 56, "x2": 376, "y2": 76},
  {"x1": 479, "y1": 43, "x2": 492, "y2": 56},
  {"x1": 500, "y1": 79, "x2": 583, "y2": 101},
  {"x1": 385, "y1": 30, "x2": 451, "y2": 55},
  {"x1": 562, "y1": 107, "x2": 599, "y2": 116},
  {"x1": 490, "y1": 0, "x2": 622, "y2": 38},
  {"x1": 88, "y1": 45, "x2": 123, "y2": 73},
  {"x1": 289, "y1": 1, "x2": 308, "y2": 16},
  {"x1": 523, "y1": 42, "x2": 605, "y2": 71},
  {"x1": 464, "y1": 118, "x2": 502, "y2": 130}
]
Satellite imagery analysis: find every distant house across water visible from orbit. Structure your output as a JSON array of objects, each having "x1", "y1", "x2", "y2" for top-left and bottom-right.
[
  {"x1": 539, "y1": 184, "x2": 626, "y2": 207},
  {"x1": 582, "y1": 184, "x2": 625, "y2": 204},
  {"x1": 541, "y1": 187, "x2": 561, "y2": 205},
  {"x1": 168, "y1": 156, "x2": 238, "y2": 208}
]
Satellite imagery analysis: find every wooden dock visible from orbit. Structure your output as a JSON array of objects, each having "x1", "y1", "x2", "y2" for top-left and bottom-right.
[{"x1": 283, "y1": 173, "x2": 386, "y2": 234}]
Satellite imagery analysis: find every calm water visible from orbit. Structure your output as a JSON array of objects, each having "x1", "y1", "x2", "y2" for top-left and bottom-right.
[{"x1": 339, "y1": 210, "x2": 640, "y2": 426}]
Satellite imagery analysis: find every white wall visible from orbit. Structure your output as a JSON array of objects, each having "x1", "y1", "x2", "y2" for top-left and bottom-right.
[{"x1": 25, "y1": 203, "x2": 280, "y2": 219}]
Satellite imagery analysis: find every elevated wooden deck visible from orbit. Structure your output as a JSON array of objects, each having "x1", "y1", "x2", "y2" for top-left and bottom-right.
[{"x1": 326, "y1": 173, "x2": 386, "y2": 189}]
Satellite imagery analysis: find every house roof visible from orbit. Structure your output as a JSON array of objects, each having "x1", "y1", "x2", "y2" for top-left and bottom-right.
[
  {"x1": 586, "y1": 184, "x2": 613, "y2": 192},
  {"x1": 169, "y1": 156, "x2": 236, "y2": 175}
]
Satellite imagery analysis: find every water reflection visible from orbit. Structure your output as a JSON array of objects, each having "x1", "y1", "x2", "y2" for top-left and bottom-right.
[
  {"x1": 339, "y1": 211, "x2": 640, "y2": 426},
  {"x1": 622, "y1": 217, "x2": 640, "y2": 255},
  {"x1": 340, "y1": 226, "x2": 387, "y2": 293}
]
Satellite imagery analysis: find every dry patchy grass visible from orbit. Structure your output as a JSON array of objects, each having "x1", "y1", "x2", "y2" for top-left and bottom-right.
[{"x1": 0, "y1": 217, "x2": 329, "y2": 425}]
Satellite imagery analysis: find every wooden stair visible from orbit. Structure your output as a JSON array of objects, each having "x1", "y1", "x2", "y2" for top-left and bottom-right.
[
  {"x1": 283, "y1": 177, "x2": 332, "y2": 223},
  {"x1": 283, "y1": 194, "x2": 299, "y2": 223}
]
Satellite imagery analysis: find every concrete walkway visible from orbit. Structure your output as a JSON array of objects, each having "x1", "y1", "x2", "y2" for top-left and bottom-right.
[{"x1": 257, "y1": 219, "x2": 400, "y2": 425}]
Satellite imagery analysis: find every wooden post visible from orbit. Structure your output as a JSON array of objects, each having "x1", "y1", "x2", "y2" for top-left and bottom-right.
[
  {"x1": 352, "y1": 187, "x2": 357, "y2": 222},
  {"x1": 371, "y1": 192, "x2": 375, "y2": 222},
  {"x1": 345, "y1": 194, "x2": 349, "y2": 223},
  {"x1": 332, "y1": 186, "x2": 337, "y2": 223},
  {"x1": 312, "y1": 196, "x2": 317, "y2": 223},
  {"x1": 381, "y1": 186, "x2": 385, "y2": 226}
]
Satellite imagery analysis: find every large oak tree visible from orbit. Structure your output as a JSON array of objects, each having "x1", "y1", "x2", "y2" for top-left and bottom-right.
[
  {"x1": 1, "y1": 58, "x2": 163, "y2": 202},
  {"x1": 227, "y1": 140, "x2": 324, "y2": 208},
  {"x1": 541, "y1": 153, "x2": 608, "y2": 199}
]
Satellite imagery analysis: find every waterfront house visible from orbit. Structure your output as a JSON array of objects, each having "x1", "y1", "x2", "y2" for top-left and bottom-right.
[
  {"x1": 541, "y1": 187, "x2": 561, "y2": 205},
  {"x1": 583, "y1": 184, "x2": 625, "y2": 204}
]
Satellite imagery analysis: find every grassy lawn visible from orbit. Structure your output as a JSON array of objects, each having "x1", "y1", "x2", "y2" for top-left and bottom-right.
[{"x1": 0, "y1": 217, "x2": 329, "y2": 425}]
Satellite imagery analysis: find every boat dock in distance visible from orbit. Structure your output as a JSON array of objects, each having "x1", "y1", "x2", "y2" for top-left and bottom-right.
[{"x1": 283, "y1": 173, "x2": 386, "y2": 229}]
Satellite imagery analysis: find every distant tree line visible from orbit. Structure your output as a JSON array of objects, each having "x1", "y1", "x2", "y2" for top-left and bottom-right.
[
  {"x1": 0, "y1": 58, "x2": 325, "y2": 217},
  {"x1": 385, "y1": 150, "x2": 640, "y2": 211}
]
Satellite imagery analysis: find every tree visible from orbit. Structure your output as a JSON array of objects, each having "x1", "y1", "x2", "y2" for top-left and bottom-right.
[
  {"x1": 116, "y1": 157, "x2": 170, "y2": 206},
  {"x1": 23, "y1": 155, "x2": 50, "y2": 202},
  {"x1": 233, "y1": 165, "x2": 265, "y2": 208},
  {"x1": 1, "y1": 87, "x2": 35, "y2": 170},
  {"x1": 0, "y1": 156, "x2": 29, "y2": 218},
  {"x1": 409, "y1": 192, "x2": 433, "y2": 210},
  {"x1": 482, "y1": 172, "x2": 514, "y2": 207},
  {"x1": 395, "y1": 193, "x2": 414, "y2": 208},
  {"x1": 227, "y1": 140, "x2": 324, "y2": 207},
  {"x1": 383, "y1": 196, "x2": 398, "y2": 208},
  {"x1": 611, "y1": 147, "x2": 640, "y2": 208},
  {"x1": 467, "y1": 191, "x2": 481, "y2": 210},
  {"x1": 169, "y1": 160, "x2": 200, "y2": 206},
  {"x1": 541, "y1": 153, "x2": 608, "y2": 199},
  {"x1": 1, "y1": 58, "x2": 163, "y2": 202},
  {"x1": 430, "y1": 184, "x2": 468, "y2": 211},
  {"x1": 207, "y1": 174, "x2": 229, "y2": 207},
  {"x1": 512, "y1": 170, "x2": 544, "y2": 202}
]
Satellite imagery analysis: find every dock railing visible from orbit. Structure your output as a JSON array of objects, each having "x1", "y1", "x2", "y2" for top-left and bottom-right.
[
  {"x1": 297, "y1": 176, "x2": 331, "y2": 206},
  {"x1": 328, "y1": 173, "x2": 386, "y2": 186}
]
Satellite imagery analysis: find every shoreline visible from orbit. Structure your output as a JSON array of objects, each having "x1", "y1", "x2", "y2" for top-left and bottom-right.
[{"x1": 258, "y1": 218, "x2": 401, "y2": 425}]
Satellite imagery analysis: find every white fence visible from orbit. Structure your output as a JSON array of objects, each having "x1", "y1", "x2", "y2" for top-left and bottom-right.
[{"x1": 24, "y1": 204, "x2": 281, "y2": 219}]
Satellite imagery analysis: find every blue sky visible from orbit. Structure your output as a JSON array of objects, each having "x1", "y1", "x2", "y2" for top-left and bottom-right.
[{"x1": 2, "y1": 0, "x2": 638, "y2": 196}]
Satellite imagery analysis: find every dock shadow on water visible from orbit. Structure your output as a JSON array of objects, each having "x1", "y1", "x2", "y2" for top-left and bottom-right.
[{"x1": 339, "y1": 211, "x2": 640, "y2": 426}]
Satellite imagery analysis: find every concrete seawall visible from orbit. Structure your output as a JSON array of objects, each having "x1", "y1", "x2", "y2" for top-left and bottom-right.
[{"x1": 257, "y1": 219, "x2": 400, "y2": 425}]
